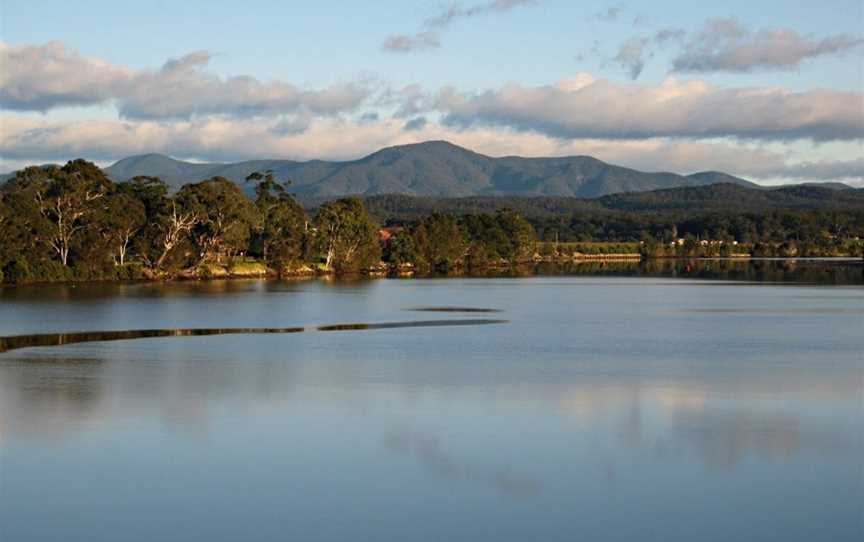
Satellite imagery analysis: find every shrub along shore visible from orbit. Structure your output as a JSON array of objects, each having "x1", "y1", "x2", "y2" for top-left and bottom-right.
[{"x1": 1, "y1": 160, "x2": 861, "y2": 285}]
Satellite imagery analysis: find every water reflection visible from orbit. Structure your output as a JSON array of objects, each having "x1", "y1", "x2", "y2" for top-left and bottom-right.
[
  {"x1": 1, "y1": 276, "x2": 861, "y2": 541},
  {"x1": 1, "y1": 350, "x2": 859, "y2": 471},
  {"x1": 409, "y1": 307, "x2": 503, "y2": 313},
  {"x1": 533, "y1": 258, "x2": 864, "y2": 284},
  {"x1": 672, "y1": 409, "x2": 801, "y2": 469},
  {"x1": 407, "y1": 257, "x2": 864, "y2": 283},
  {"x1": 384, "y1": 428, "x2": 541, "y2": 499}
]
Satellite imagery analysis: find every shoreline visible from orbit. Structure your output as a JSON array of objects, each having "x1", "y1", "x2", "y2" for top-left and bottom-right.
[{"x1": 2, "y1": 256, "x2": 861, "y2": 289}]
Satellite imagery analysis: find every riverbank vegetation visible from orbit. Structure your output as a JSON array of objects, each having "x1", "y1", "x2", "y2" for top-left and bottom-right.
[
  {"x1": 0, "y1": 160, "x2": 537, "y2": 284},
  {"x1": 1, "y1": 160, "x2": 862, "y2": 285}
]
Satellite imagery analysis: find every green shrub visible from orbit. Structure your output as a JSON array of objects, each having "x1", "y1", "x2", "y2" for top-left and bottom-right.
[
  {"x1": 119, "y1": 263, "x2": 145, "y2": 280},
  {"x1": 3, "y1": 260, "x2": 33, "y2": 284}
]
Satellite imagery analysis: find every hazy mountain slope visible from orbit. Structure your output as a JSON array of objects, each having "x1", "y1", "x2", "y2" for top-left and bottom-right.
[
  {"x1": 686, "y1": 171, "x2": 761, "y2": 188},
  {"x1": 4, "y1": 141, "x2": 855, "y2": 196},
  {"x1": 103, "y1": 141, "x2": 759, "y2": 197}
]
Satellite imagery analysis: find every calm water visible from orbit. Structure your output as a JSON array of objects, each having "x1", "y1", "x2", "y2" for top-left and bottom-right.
[{"x1": 1, "y1": 273, "x2": 862, "y2": 541}]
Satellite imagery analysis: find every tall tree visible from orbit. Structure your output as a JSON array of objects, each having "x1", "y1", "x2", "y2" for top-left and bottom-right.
[
  {"x1": 117, "y1": 176, "x2": 176, "y2": 267},
  {"x1": 245, "y1": 171, "x2": 308, "y2": 267},
  {"x1": 412, "y1": 213, "x2": 466, "y2": 270},
  {"x1": 14, "y1": 160, "x2": 111, "y2": 266},
  {"x1": 494, "y1": 209, "x2": 536, "y2": 261},
  {"x1": 176, "y1": 177, "x2": 257, "y2": 264},
  {"x1": 99, "y1": 191, "x2": 146, "y2": 266},
  {"x1": 154, "y1": 200, "x2": 198, "y2": 269},
  {"x1": 315, "y1": 197, "x2": 380, "y2": 271},
  {"x1": 382, "y1": 231, "x2": 418, "y2": 265}
]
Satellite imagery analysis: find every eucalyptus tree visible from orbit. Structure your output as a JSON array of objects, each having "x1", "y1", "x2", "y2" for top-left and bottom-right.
[
  {"x1": 9, "y1": 160, "x2": 111, "y2": 267},
  {"x1": 315, "y1": 197, "x2": 380, "y2": 271},
  {"x1": 154, "y1": 200, "x2": 198, "y2": 270},
  {"x1": 245, "y1": 171, "x2": 308, "y2": 267},
  {"x1": 176, "y1": 177, "x2": 257, "y2": 264},
  {"x1": 99, "y1": 191, "x2": 146, "y2": 266},
  {"x1": 116, "y1": 176, "x2": 186, "y2": 269}
]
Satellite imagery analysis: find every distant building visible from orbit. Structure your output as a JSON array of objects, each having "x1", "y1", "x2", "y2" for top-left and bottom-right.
[{"x1": 377, "y1": 228, "x2": 393, "y2": 242}]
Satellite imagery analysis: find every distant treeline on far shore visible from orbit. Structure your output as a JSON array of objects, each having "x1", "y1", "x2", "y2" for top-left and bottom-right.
[{"x1": 1, "y1": 160, "x2": 862, "y2": 285}]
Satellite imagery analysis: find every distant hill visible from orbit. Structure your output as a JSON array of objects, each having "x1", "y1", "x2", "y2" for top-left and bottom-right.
[
  {"x1": 357, "y1": 183, "x2": 864, "y2": 223},
  {"x1": 598, "y1": 183, "x2": 864, "y2": 211},
  {"x1": 794, "y1": 181, "x2": 856, "y2": 191},
  {"x1": 103, "y1": 141, "x2": 761, "y2": 198},
  {"x1": 3, "y1": 141, "x2": 854, "y2": 198},
  {"x1": 685, "y1": 171, "x2": 754, "y2": 186}
]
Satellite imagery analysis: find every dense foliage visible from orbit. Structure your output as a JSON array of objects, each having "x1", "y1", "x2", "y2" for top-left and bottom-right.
[
  {"x1": 363, "y1": 189, "x2": 864, "y2": 257},
  {"x1": 0, "y1": 160, "x2": 537, "y2": 284},
  {"x1": 1, "y1": 160, "x2": 861, "y2": 285}
]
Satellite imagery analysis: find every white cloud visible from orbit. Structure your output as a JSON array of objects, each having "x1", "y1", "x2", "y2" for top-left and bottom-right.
[
  {"x1": 7, "y1": 42, "x2": 860, "y2": 143},
  {"x1": 0, "y1": 42, "x2": 371, "y2": 119},
  {"x1": 0, "y1": 41, "x2": 133, "y2": 110},
  {"x1": 2, "y1": 40, "x2": 861, "y2": 185},
  {"x1": 436, "y1": 75, "x2": 864, "y2": 141}
]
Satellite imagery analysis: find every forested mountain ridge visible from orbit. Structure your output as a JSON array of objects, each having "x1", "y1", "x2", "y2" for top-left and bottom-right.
[
  {"x1": 346, "y1": 183, "x2": 864, "y2": 223},
  {"x1": 5, "y1": 141, "x2": 854, "y2": 198},
  {"x1": 100, "y1": 141, "x2": 764, "y2": 198}
]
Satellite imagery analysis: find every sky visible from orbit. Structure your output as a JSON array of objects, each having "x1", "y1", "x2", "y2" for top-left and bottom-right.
[{"x1": 1, "y1": 0, "x2": 863, "y2": 185}]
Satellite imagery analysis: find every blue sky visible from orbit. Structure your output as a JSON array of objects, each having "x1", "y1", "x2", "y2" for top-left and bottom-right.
[{"x1": 1, "y1": 0, "x2": 863, "y2": 184}]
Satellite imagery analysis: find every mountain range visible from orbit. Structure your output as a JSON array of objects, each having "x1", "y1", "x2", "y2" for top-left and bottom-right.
[
  {"x1": 104, "y1": 140, "x2": 763, "y2": 198},
  {"x1": 3, "y1": 141, "x2": 855, "y2": 199}
]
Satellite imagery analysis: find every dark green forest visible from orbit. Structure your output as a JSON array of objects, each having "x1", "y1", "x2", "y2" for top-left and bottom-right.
[
  {"x1": 1, "y1": 160, "x2": 862, "y2": 285},
  {"x1": 363, "y1": 189, "x2": 864, "y2": 258}
]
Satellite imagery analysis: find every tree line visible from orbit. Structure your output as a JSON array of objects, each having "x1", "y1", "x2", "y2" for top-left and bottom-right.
[
  {"x1": 365, "y1": 194, "x2": 864, "y2": 257},
  {"x1": 0, "y1": 160, "x2": 538, "y2": 284},
  {"x1": 2, "y1": 160, "x2": 861, "y2": 285}
]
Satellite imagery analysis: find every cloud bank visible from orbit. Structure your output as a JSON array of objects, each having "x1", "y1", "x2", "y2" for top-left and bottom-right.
[
  {"x1": 5, "y1": 42, "x2": 860, "y2": 143},
  {"x1": 0, "y1": 42, "x2": 370, "y2": 119},
  {"x1": 437, "y1": 75, "x2": 864, "y2": 141}
]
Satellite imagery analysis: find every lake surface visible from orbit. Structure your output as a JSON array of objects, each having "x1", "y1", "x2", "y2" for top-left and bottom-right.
[{"x1": 1, "y1": 270, "x2": 862, "y2": 541}]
